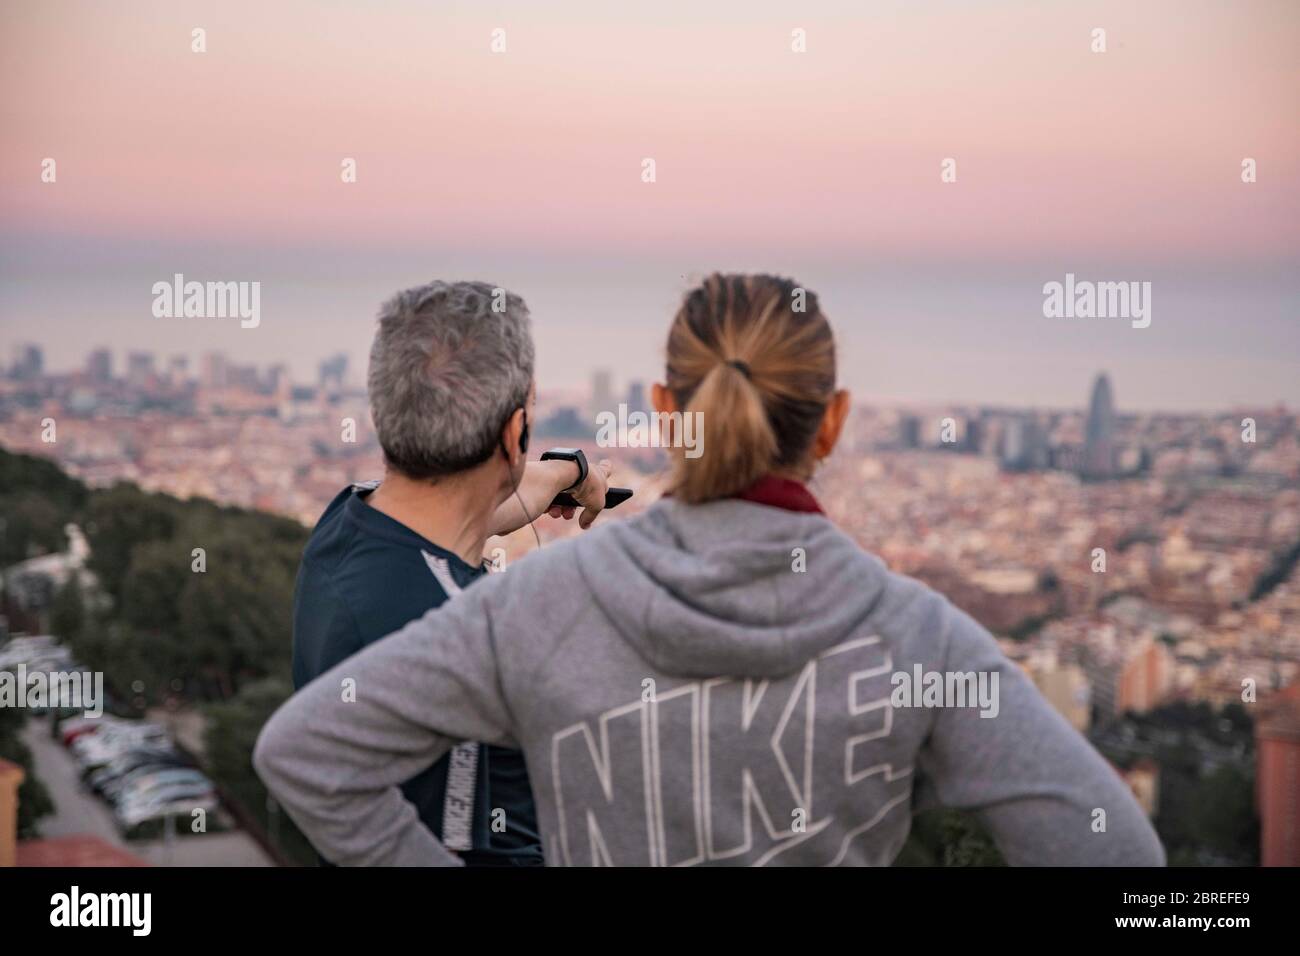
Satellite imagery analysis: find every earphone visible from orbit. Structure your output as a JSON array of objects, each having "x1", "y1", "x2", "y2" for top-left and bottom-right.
[
  {"x1": 497, "y1": 407, "x2": 529, "y2": 460},
  {"x1": 499, "y1": 407, "x2": 542, "y2": 552}
]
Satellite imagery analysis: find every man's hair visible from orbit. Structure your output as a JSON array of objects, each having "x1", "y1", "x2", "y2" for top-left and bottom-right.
[{"x1": 368, "y1": 280, "x2": 534, "y2": 480}]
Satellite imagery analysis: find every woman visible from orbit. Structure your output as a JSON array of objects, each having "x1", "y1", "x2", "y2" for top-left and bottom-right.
[{"x1": 255, "y1": 274, "x2": 1164, "y2": 867}]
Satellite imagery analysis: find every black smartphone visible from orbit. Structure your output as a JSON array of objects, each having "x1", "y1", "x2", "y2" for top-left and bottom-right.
[{"x1": 547, "y1": 487, "x2": 633, "y2": 510}]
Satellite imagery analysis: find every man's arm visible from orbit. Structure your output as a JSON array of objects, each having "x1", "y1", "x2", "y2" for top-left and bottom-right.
[{"x1": 489, "y1": 457, "x2": 613, "y2": 537}]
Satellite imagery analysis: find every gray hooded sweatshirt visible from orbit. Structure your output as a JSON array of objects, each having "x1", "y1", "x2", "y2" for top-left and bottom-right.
[{"x1": 255, "y1": 497, "x2": 1165, "y2": 866}]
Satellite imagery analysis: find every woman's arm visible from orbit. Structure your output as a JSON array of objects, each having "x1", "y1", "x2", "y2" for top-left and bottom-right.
[
  {"x1": 255, "y1": 580, "x2": 514, "y2": 866},
  {"x1": 913, "y1": 596, "x2": 1166, "y2": 866}
]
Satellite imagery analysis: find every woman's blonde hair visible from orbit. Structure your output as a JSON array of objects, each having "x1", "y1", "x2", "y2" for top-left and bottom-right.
[{"x1": 665, "y1": 273, "x2": 837, "y2": 503}]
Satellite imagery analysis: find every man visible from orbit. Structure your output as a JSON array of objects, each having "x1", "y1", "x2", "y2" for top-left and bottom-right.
[{"x1": 291, "y1": 279, "x2": 610, "y2": 866}]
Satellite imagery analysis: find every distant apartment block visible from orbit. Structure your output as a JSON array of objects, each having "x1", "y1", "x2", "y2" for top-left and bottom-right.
[{"x1": 1257, "y1": 684, "x2": 1300, "y2": 867}]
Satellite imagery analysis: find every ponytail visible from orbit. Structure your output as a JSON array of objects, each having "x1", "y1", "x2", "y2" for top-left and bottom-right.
[{"x1": 673, "y1": 361, "x2": 777, "y2": 503}]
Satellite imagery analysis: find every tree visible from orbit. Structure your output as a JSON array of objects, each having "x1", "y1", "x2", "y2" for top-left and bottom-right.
[
  {"x1": 49, "y1": 575, "x2": 86, "y2": 642},
  {"x1": 894, "y1": 808, "x2": 1006, "y2": 866},
  {"x1": 81, "y1": 483, "x2": 179, "y2": 601},
  {"x1": 0, "y1": 449, "x2": 87, "y2": 567},
  {"x1": 205, "y1": 678, "x2": 317, "y2": 866}
]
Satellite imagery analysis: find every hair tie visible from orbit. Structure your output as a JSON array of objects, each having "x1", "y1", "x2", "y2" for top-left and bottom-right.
[{"x1": 726, "y1": 359, "x2": 752, "y2": 380}]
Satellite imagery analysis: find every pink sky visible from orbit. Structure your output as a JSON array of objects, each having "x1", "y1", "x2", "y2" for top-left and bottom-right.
[{"x1": 2, "y1": 0, "x2": 1296, "y2": 260}]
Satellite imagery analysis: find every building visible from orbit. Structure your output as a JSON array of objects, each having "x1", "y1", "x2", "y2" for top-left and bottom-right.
[
  {"x1": 1116, "y1": 638, "x2": 1175, "y2": 714},
  {"x1": 266, "y1": 363, "x2": 290, "y2": 400},
  {"x1": 225, "y1": 363, "x2": 261, "y2": 392},
  {"x1": 1000, "y1": 414, "x2": 1048, "y2": 471},
  {"x1": 537, "y1": 406, "x2": 587, "y2": 438},
  {"x1": 167, "y1": 355, "x2": 190, "y2": 386},
  {"x1": 1082, "y1": 372, "x2": 1116, "y2": 479},
  {"x1": 898, "y1": 414, "x2": 921, "y2": 449},
  {"x1": 589, "y1": 368, "x2": 614, "y2": 424},
  {"x1": 1031, "y1": 664, "x2": 1092, "y2": 732},
  {"x1": 8, "y1": 344, "x2": 43, "y2": 381},
  {"x1": 625, "y1": 380, "x2": 648, "y2": 416},
  {"x1": 85, "y1": 349, "x2": 112, "y2": 384},
  {"x1": 201, "y1": 351, "x2": 228, "y2": 390},
  {"x1": 126, "y1": 351, "x2": 155, "y2": 388},
  {"x1": 1257, "y1": 684, "x2": 1300, "y2": 866},
  {"x1": 318, "y1": 354, "x2": 348, "y2": 396},
  {"x1": 1, "y1": 760, "x2": 147, "y2": 867}
]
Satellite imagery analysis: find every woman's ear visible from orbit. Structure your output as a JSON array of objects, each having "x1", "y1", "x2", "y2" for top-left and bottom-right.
[
  {"x1": 651, "y1": 382, "x2": 677, "y2": 416},
  {"x1": 651, "y1": 383, "x2": 681, "y2": 448},
  {"x1": 813, "y1": 389, "x2": 852, "y2": 459}
]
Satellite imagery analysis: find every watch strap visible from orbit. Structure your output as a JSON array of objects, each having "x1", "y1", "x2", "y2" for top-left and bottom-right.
[{"x1": 541, "y1": 447, "x2": 588, "y2": 493}]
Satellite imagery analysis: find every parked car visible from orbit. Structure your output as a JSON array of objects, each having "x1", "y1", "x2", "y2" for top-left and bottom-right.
[
  {"x1": 118, "y1": 794, "x2": 221, "y2": 837},
  {"x1": 92, "y1": 750, "x2": 194, "y2": 798},
  {"x1": 113, "y1": 769, "x2": 213, "y2": 808},
  {"x1": 59, "y1": 715, "x2": 126, "y2": 746},
  {"x1": 73, "y1": 723, "x2": 170, "y2": 770},
  {"x1": 116, "y1": 783, "x2": 217, "y2": 829}
]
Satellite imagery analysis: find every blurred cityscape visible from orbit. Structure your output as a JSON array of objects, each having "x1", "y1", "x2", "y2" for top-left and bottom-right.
[{"x1": 1, "y1": 341, "x2": 1298, "y2": 866}]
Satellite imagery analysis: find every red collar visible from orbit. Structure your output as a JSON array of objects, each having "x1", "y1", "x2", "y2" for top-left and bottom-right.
[{"x1": 734, "y1": 475, "x2": 824, "y2": 514}]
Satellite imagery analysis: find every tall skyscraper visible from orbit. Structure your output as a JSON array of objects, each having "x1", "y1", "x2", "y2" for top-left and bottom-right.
[
  {"x1": 126, "y1": 351, "x2": 155, "y2": 388},
  {"x1": 898, "y1": 414, "x2": 921, "y2": 449},
  {"x1": 1000, "y1": 414, "x2": 1047, "y2": 471},
  {"x1": 9, "y1": 344, "x2": 43, "y2": 380},
  {"x1": 86, "y1": 348, "x2": 112, "y2": 384},
  {"x1": 589, "y1": 368, "x2": 614, "y2": 424},
  {"x1": 625, "y1": 380, "x2": 648, "y2": 416},
  {"x1": 964, "y1": 416, "x2": 984, "y2": 454},
  {"x1": 1083, "y1": 372, "x2": 1117, "y2": 479}
]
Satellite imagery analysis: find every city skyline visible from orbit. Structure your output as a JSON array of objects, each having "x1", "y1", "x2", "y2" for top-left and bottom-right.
[
  {"x1": 2, "y1": 334, "x2": 1296, "y2": 417},
  {"x1": 3, "y1": 1, "x2": 1297, "y2": 412}
]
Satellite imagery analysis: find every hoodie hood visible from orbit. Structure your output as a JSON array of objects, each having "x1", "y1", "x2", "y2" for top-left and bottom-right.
[{"x1": 575, "y1": 497, "x2": 888, "y2": 680}]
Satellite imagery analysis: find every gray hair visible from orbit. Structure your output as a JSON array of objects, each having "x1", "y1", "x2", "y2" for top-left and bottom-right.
[{"x1": 368, "y1": 280, "x2": 534, "y2": 479}]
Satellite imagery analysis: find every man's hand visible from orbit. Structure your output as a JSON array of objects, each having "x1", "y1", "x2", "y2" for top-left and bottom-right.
[
  {"x1": 489, "y1": 457, "x2": 615, "y2": 538},
  {"x1": 546, "y1": 458, "x2": 613, "y2": 530}
]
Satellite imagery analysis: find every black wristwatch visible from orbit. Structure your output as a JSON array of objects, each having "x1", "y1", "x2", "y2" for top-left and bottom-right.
[{"x1": 541, "y1": 447, "x2": 588, "y2": 493}]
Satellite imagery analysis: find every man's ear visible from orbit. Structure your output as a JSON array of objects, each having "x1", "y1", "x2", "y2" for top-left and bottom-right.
[
  {"x1": 813, "y1": 389, "x2": 851, "y2": 459},
  {"x1": 501, "y1": 406, "x2": 527, "y2": 462}
]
